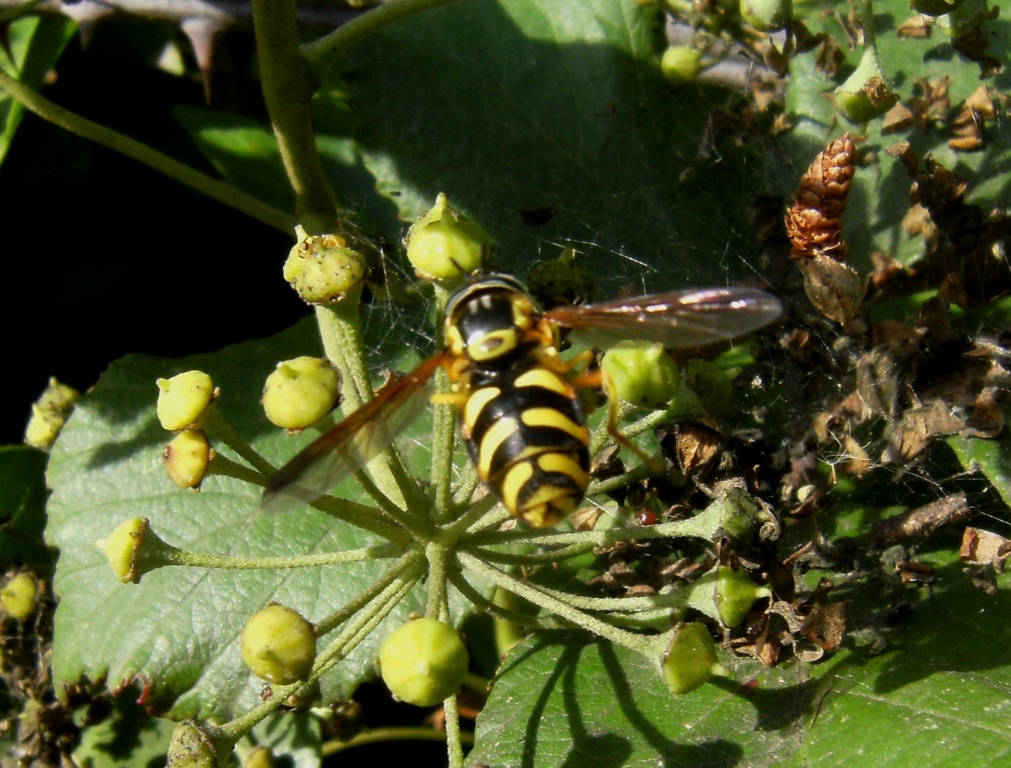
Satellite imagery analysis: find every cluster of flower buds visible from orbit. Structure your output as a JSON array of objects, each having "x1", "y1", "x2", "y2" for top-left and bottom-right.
[
  {"x1": 240, "y1": 603, "x2": 318, "y2": 685},
  {"x1": 156, "y1": 371, "x2": 218, "y2": 490},
  {"x1": 24, "y1": 378, "x2": 79, "y2": 449},
  {"x1": 378, "y1": 617, "x2": 469, "y2": 706},
  {"x1": 261, "y1": 356, "x2": 340, "y2": 431},
  {"x1": 283, "y1": 228, "x2": 368, "y2": 304},
  {"x1": 97, "y1": 517, "x2": 179, "y2": 584},
  {"x1": 661, "y1": 622, "x2": 726, "y2": 695},
  {"x1": 1, "y1": 573, "x2": 38, "y2": 620},
  {"x1": 602, "y1": 342, "x2": 679, "y2": 409}
]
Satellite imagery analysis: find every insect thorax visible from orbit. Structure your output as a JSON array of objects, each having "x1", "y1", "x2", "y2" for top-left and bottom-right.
[{"x1": 444, "y1": 276, "x2": 538, "y2": 368}]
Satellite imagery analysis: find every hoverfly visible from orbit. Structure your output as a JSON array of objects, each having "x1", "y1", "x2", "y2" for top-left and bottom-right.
[{"x1": 262, "y1": 275, "x2": 782, "y2": 526}]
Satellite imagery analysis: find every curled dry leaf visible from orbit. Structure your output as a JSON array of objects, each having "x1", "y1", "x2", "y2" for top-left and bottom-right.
[{"x1": 961, "y1": 527, "x2": 1011, "y2": 572}]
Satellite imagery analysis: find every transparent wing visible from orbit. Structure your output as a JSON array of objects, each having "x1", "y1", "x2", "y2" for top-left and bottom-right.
[
  {"x1": 261, "y1": 353, "x2": 447, "y2": 513},
  {"x1": 545, "y1": 286, "x2": 782, "y2": 350}
]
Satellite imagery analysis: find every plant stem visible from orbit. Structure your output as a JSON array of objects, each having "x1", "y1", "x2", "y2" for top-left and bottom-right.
[
  {"x1": 300, "y1": 0, "x2": 467, "y2": 78},
  {"x1": 323, "y1": 726, "x2": 474, "y2": 756},
  {"x1": 0, "y1": 0, "x2": 44, "y2": 21},
  {"x1": 314, "y1": 562, "x2": 422, "y2": 677},
  {"x1": 305, "y1": 494, "x2": 413, "y2": 544},
  {"x1": 315, "y1": 288, "x2": 373, "y2": 410},
  {"x1": 445, "y1": 494, "x2": 507, "y2": 538},
  {"x1": 585, "y1": 463, "x2": 655, "y2": 498},
  {"x1": 315, "y1": 295, "x2": 428, "y2": 516},
  {"x1": 206, "y1": 455, "x2": 267, "y2": 487},
  {"x1": 315, "y1": 549, "x2": 425, "y2": 637},
  {"x1": 455, "y1": 551, "x2": 656, "y2": 656},
  {"x1": 589, "y1": 401, "x2": 670, "y2": 456},
  {"x1": 468, "y1": 541, "x2": 597, "y2": 565},
  {"x1": 451, "y1": 464, "x2": 481, "y2": 507},
  {"x1": 203, "y1": 414, "x2": 410, "y2": 542},
  {"x1": 430, "y1": 283, "x2": 456, "y2": 524},
  {"x1": 448, "y1": 571, "x2": 559, "y2": 630},
  {"x1": 464, "y1": 501, "x2": 724, "y2": 549},
  {"x1": 424, "y1": 539, "x2": 451, "y2": 621},
  {"x1": 861, "y1": 0, "x2": 877, "y2": 47},
  {"x1": 201, "y1": 407, "x2": 277, "y2": 477},
  {"x1": 251, "y1": 0, "x2": 340, "y2": 233},
  {"x1": 0, "y1": 69, "x2": 293, "y2": 233},
  {"x1": 443, "y1": 694, "x2": 464, "y2": 768},
  {"x1": 161, "y1": 542, "x2": 402, "y2": 571}
]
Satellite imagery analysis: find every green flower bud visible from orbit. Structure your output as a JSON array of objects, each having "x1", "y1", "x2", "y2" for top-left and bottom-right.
[
  {"x1": 283, "y1": 228, "x2": 367, "y2": 304},
  {"x1": 24, "y1": 377, "x2": 79, "y2": 449},
  {"x1": 834, "y1": 46, "x2": 898, "y2": 124},
  {"x1": 261, "y1": 356, "x2": 340, "y2": 430},
  {"x1": 379, "y1": 617, "x2": 469, "y2": 707},
  {"x1": 156, "y1": 371, "x2": 216, "y2": 431},
  {"x1": 660, "y1": 45, "x2": 704, "y2": 85},
  {"x1": 1, "y1": 573, "x2": 38, "y2": 620},
  {"x1": 163, "y1": 429, "x2": 213, "y2": 489},
  {"x1": 244, "y1": 747, "x2": 274, "y2": 768},
  {"x1": 166, "y1": 720, "x2": 233, "y2": 768},
  {"x1": 241, "y1": 603, "x2": 317, "y2": 685},
  {"x1": 404, "y1": 193, "x2": 490, "y2": 281},
  {"x1": 740, "y1": 0, "x2": 792, "y2": 32},
  {"x1": 661, "y1": 622, "x2": 722, "y2": 695},
  {"x1": 526, "y1": 246, "x2": 596, "y2": 306},
  {"x1": 97, "y1": 517, "x2": 180, "y2": 584},
  {"x1": 602, "y1": 342, "x2": 679, "y2": 408},
  {"x1": 716, "y1": 567, "x2": 772, "y2": 627}
]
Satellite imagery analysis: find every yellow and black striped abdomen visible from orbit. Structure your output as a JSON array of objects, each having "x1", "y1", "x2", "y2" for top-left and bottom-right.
[{"x1": 462, "y1": 364, "x2": 590, "y2": 527}]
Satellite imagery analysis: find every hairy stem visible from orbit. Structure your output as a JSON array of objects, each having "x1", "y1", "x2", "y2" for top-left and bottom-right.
[{"x1": 251, "y1": 0, "x2": 340, "y2": 233}]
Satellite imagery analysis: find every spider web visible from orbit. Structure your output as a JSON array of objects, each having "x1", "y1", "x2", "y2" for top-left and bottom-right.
[{"x1": 321, "y1": 0, "x2": 1010, "y2": 536}]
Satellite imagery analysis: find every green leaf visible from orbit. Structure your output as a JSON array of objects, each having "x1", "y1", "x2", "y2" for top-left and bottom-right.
[
  {"x1": 947, "y1": 425, "x2": 1011, "y2": 510},
  {"x1": 467, "y1": 566, "x2": 1011, "y2": 767},
  {"x1": 0, "y1": 15, "x2": 76, "y2": 165},
  {"x1": 0, "y1": 444, "x2": 51, "y2": 566},
  {"x1": 240, "y1": 711, "x2": 321, "y2": 768},
  {"x1": 173, "y1": 106, "x2": 295, "y2": 213},
  {"x1": 318, "y1": 0, "x2": 769, "y2": 292},
  {"x1": 73, "y1": 687, "x2": 175, "y2": 768},
  {"x1": 45, "y1": 320, "x2": 447, "y2": 721}
]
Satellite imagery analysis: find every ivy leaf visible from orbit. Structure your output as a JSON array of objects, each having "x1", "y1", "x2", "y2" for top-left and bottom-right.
[
  {"x1": 317, "y1": 0, "x2": 769, "y2": 291},
  {"x1": 46, "y1": 321, "x2": 450, "y2": 721},
  {"x1": 173, "y1": 107, "x2": 294, "y2": 213},
  {"x1": 0, "y1": 15, "x2": 76, "y2": 166},
  {"x1": 0, "y1": 445, "x2": 50, "y2": 566},
  {"x1": 467, "y1": 565, "x2": 1011, "y2": 767}
]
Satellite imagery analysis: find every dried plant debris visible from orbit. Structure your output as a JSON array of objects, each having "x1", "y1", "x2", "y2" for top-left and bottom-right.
[
  {"x1": 785, "y1": 133, "x2": 865, "y2": 323},
  {"x1": 815, "y1": 297, "x2": 1009, "y2": 467},
  {"x1": 874, "y1": 492, "x2": 973, "y2": 545},
  {"x1": 906, "y1": 157, "x2": 1011, "y2": 302},
  {"x1": 952, "y1": 21, "x2": 1004, "y2": 79},
  {"x1": 961, "y1": 527, "x2": 1011, "y2": 571}
]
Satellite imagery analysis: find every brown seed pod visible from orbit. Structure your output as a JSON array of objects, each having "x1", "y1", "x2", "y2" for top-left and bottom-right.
[
  {"x1": 785, "y1": 133, "x2": 856, "y2": 262},
  {"x1": 785, "y1": 134, "x2": 864, "y2": 323}
]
